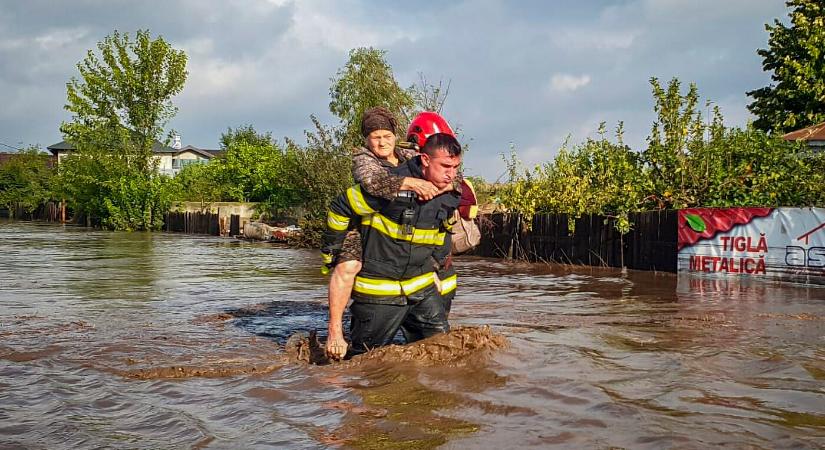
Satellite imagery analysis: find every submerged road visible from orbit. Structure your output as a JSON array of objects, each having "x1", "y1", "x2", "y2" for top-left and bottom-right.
[{"x1": 1, "y1": 221, "x2": 823, "y2": 449}]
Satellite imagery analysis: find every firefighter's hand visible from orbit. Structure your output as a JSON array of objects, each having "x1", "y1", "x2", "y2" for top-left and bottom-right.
[
  {"x1": 433, "y1": 274, "x2": 443, "y2": 293},
  {"x1": 326, "y1": 333, "x2": 348, "y2": 360}
]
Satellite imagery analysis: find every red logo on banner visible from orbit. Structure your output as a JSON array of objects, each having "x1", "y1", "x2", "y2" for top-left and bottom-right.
[
  {"x1": 678, "y1": 208, "x2": 773, "y2": 250},
  {"x1": 797, "y1": 223, "x2": 825, "y2": 245}
]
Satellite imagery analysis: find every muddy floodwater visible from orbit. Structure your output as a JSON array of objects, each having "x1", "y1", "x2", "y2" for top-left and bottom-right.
[{"x1": 1, "y1": 221, "x2": 824, "y2": 449}]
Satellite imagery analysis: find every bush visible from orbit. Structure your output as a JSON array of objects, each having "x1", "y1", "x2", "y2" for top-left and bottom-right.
[
  {"x1": 0, "y1": 148, "x2": 55, "y2": 216},
  {"x1": 498, "y1": 78, "x2": 825, "y2": 233}
]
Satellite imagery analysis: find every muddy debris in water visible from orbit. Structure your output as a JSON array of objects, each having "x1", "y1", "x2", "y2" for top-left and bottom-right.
[
  {"x1": 285, "y1": 330, "x2": 328, "y2": 364},
  {"x1": 112, "y1": 359, "x2": 288, "y2": 380},
  {"x1": 0, "y1": 344, "x2": 64, "y2": 362},
  {"x1": 191, "y1": 312, "x2": 235, "y2": 325},
  {"x1": 0, "y1": 317, "x2": 93, "y2": 338},
  {"x1": 287, "y1": 325, "x2": 508, "y2": 367},
  {"x1": 316, "y1": 368, "x2": 483, "y2": 450},
  {"x1": 756, "y1": 313, "x2": 823, "y2": 321},
  {"x1": 192, "y1": 303, "x2": 278, "y2": 325}
]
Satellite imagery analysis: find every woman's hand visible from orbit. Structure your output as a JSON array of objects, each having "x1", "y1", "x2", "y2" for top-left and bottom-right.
[{"x1": 401, "y1": 177, "x2": 440, "y2": 201}]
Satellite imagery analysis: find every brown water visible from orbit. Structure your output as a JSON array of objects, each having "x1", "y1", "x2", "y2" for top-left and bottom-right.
[{"x1": 1, "y1": 221, "x2": 823, "y2": 449}]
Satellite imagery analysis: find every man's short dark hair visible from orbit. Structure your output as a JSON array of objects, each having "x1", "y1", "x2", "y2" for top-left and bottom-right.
[{"x1": 421, "y1": 133, "x2": 462, "y2": 157}]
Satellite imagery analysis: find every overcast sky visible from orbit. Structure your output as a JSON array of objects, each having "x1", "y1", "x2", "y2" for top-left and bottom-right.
[{"x1": 0, "y1": 0, "x2": 787, "y2": 180}]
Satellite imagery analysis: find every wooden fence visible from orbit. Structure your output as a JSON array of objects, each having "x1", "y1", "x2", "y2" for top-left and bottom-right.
[
  {"x1": 0, "y1": 201, "x2": 64, "y2": 222},
  {"x1": 164, "y1": 211, "x2": 221, "y2": 235},
  {"x1": 475, "y1": 211, "x2": 678, "y2": 272},
  {"x1": 163, "y1": 211, "x2": 244, "y2": 237}
]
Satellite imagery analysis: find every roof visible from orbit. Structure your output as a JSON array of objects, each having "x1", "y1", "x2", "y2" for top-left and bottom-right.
[
  {"x1": 47, "y1": 139, "x2": 176, "y2": 155},
  {"x1": 46, "y1": 141, "x2": 75, "y2": 153},
  {"x1": 783, "y1": 121, "x2": 825, "y2": 142},
  {"x1": 177, "y1": 145, "x2": 219, "y2": 159}
]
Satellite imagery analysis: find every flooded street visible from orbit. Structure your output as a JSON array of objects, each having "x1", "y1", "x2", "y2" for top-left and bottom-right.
[{"x1": 1, "y1": 221, "x2": 823, "y2": 449}]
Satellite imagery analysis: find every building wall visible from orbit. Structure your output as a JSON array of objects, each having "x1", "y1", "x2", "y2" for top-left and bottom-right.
[{"x1": 154, "y1": 150, "x2": 210, "y2": 176}]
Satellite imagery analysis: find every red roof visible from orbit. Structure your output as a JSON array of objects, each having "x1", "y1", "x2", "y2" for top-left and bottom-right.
[{"x1": 783, "y1": 121, "x2": 825, "y2": 141}]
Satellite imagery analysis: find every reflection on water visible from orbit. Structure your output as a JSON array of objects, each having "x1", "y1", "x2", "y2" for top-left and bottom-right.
[{"x1": 1, "y1": 221, "x2": 824, "y2": 449}]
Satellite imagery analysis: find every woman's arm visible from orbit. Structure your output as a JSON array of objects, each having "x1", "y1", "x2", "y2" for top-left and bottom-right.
[{"x1": 353, "y1": 150, "x2": 439, "y2": 200}]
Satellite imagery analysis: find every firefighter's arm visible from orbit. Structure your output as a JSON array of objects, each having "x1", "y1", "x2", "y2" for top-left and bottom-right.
[
  {"x1": 321, "y1": 192, "x2": 355, "y2": 274},
  {"x1": 321, "y1": 185, "x2": 384, "y2": 274},
  {"x1": 325, "y1": 268, "x2": 351, "y2": 360}
]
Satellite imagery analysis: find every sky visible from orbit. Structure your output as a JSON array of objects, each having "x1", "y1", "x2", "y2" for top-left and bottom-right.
[{"x1": 0, "y1": 0, "x2": 788, "y2": 181}]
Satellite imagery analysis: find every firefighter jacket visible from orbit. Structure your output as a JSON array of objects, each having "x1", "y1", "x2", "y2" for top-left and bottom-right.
[{"x1": 322, "y1": 156, "x2": 460, "y2": 305}]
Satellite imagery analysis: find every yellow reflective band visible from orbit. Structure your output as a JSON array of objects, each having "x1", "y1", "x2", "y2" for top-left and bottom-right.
[
  {"x1": 326, "y1": 210, "x2": 350, "y2": 231},
  {"x1": 401, "y1": 272, "x2": 437, "y2": 295},
  {"x1": 361, "y1": 213, "x2": 445, "y2": 246},
  {"x1": 439, "y1": 274, "x2": 457, "y2": 295},
  {"x1": 353, "y1": 272, "x2": 435, "y2": 297},
  {"x1": 346, "y1": 185, "x2": 375, "y2": 216},
  {"x1": 321, "y1": 253, "x2": 333, "y2": 264},
  {"x1": 467, "y1": 205, "x2": 478, "y2": 219}
]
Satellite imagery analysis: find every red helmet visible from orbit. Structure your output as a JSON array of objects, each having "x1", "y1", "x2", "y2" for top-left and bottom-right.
[{"x1": 406, "y1": 112, "x2": 455, "y2": 149}]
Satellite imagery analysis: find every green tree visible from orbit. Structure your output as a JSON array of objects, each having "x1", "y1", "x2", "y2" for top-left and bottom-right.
[
  {"x1": 409, "y1": 73, "x2": 451, "y2": 114},
  {"x1": 747, "y1": 0, "x2": 825, "y2": 133},
  {"x1": 692, "y1": 126, "x2": 825, "y2": 207},
  {"x1": 220, "y1": 124, "x2": 273, "y2": 149},
  {"x1": 282, "y1": 116, "x2": 353, "y2": 247},
  {"x1": 172, "y1": 162, "x2": 226, "y2": 204},
  {"x1": 0, "y1": 148, "x2": 55, "y2": 216},
  {"x1": 642, "y1": 77, "x2": 717, "y2": 208},
  {"x1": 329, "y1": 47, "x2": 414, "y2": 149},
  {"x1": 58, "y1": 29, "x2": 188, "y2": 230}
]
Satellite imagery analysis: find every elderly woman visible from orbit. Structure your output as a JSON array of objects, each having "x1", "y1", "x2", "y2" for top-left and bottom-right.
[{"x1": 325, "y1": 107, "x2": 441, "y2": 359}]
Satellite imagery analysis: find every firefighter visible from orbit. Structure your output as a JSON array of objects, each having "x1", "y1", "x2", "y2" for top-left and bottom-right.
[
  {"x1": 322, "y1": 133, "x2": 463, "y2": 359},
  {"x1": 406, "y1": 112, "x2": 480, "y2": 314}
]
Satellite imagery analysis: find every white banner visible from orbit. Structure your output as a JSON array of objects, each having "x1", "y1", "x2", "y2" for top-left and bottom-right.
[{"x1": 677, "y1": 207, "x2": 825, "y2": 284}]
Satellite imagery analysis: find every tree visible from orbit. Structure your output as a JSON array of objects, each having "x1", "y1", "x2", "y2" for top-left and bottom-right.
[
  {"x1": 171, "y1": 162, "x2": 226, "y2": 205},
  {"x1": 409, "y1": 73, "x2": 451, "y2": 114},
  {"x1": 329, "y1": 47, "x2": 414, "y2": 149},
  {"x1": 58, "y1": 30, "x2": 188, "y2": 230},
  {"x1": 220, "y1": 125, "x2": 273, "y2": 149},
  {"x1": 747, "y1": 0, "x2": 825, "y2": 133},
  {"x1": 0, "y1": 148, "x2": 55, "y2": 216}
]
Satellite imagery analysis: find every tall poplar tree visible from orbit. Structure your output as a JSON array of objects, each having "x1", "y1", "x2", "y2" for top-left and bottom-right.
[
  {"x1": 747, "y1": 0, "x2": 825, "y2": 133},
  {"x1": 58, "y1": 30, "x2": 188, "y2": 230}
]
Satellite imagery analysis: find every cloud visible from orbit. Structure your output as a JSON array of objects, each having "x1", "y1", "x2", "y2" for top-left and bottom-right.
[
  {"x1": 551, "y1": 29, "x2": 639, "y2": 51},
  {"x1": 0, "y1": 0, "x2": 791, "y2": 179},
  {"x1": 546, "y1": 74, "x2": 592, "y2": 94}
]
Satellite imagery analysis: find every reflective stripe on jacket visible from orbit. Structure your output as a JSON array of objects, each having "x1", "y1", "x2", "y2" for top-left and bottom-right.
[{"x1": 322, "y1": 156, "x2": 460, "y2": 305}]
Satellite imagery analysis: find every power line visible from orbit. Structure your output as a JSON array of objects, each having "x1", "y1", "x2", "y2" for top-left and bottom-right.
[{"x1": 0, "y1": 141, "x2": 23, "y2": 152}]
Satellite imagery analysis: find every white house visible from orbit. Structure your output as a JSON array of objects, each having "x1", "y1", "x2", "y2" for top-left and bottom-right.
[{"x1": 47, "y1": 137, "x2": 222, "y2": 176}]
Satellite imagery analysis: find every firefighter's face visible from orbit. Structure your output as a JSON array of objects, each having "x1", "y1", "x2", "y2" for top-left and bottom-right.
[
  {"x1": 366, "y1": 129, "x2": 397, "y2": 160},
  {"x1": 421, "y1": 148, "x2": 461, "y2": 189}
]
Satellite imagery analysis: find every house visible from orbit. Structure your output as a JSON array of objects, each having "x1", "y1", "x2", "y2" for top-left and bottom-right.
[
  {"x1": 782, "y1": 121, "x2": 825, "y2": 152},
  {"x1": 0, "y1": 152, "x2": 57, "y2": 168},
  {"x1": 154, "y1": 136, "x2": 223, "y2": 176},
  {"x1": 46, "y1": 136, "x2": 222, "y2": 176}
]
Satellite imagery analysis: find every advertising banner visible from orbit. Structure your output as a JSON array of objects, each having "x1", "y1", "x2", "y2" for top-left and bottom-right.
[{"x1": 677, "y1": 207, "x2": 825, "y2": 284}]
